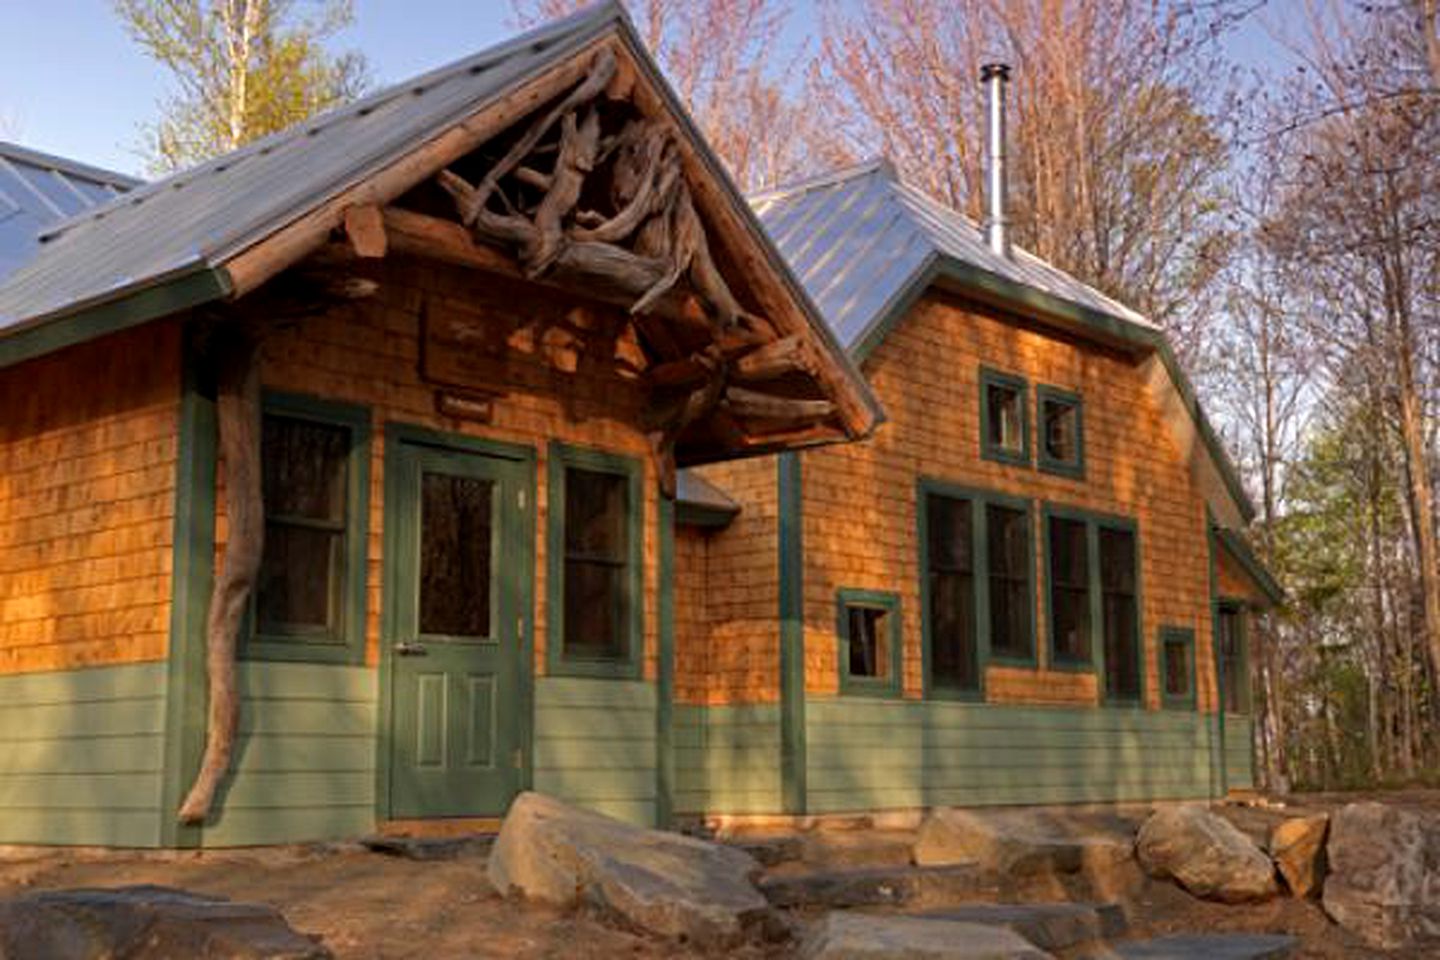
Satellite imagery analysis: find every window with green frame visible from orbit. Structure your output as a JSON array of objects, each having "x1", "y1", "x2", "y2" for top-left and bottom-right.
[
  {"x1": 246, "y1": 393, "x2": 370, "y2": 664},
  {"x1": 980, "y1": 367, "x2": 1030, "y2": 467},
  {"x1": 1217, "y1": 602, "x2": 1249, "y2": 713},
  {"x1": 546, "y1": 443, "x2": 644, "y2": 679},
  {"x1": 1037, "y1": 385, "x2": 1084, "y2": 479},
  {"x1": 836, "y1": 589, "x2": 902, "y2": 697},
  {"x1": 1043, "y1": 506, "x2": 1143, "y2": 703},
  {"x1": 1159, "y1": 625, "x2": 1197, "y2": 709},
  {"x1": 920, "y1": 480, "x2": 1037, "y2": 698}
]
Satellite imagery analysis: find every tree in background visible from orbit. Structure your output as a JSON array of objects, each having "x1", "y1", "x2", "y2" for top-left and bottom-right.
[
  {"x1": 511, "y1": 0, "x2": 815, "y2": 191},
  {"x1": 114, "y1": 0, "x2": 367, "y2": 172}
]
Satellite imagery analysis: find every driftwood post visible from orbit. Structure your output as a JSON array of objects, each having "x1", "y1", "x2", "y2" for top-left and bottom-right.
[{"x1": 179, "y1": 330, "x2": 264, "y2": 824}]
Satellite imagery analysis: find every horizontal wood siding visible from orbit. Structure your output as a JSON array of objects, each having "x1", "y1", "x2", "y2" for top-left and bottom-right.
[
  {"x1": 805, "y1": 698, "x2": 1214, "y2": 813},
  {"x1": 200, "y1": 662, "x2": 376, "y2": 846},
  {"x1": 1224, "y1": 714, "x2": 1255, "y2": 789},
  {"x1": 674, "y1": 703, "x2": 782, "y2": 814},
  {"x1": 535, "y1": 677, "x2": 657, "y2": 825},
  {"x1": 0, "y1": 663, "x2": 166, "y2": 846}
]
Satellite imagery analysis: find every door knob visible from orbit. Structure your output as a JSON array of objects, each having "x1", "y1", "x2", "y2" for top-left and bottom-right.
[{"x1": 394, "y1": 641, "x2": 428, "y2": 656}]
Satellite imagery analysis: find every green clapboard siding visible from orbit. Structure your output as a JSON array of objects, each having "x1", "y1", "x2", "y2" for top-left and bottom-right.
[
  {"x1": 0, "y1": 662, "x2": 167, "y2": 847},
  {"x1": 1224, "y1": 714, "x2": 1255, "y2": 789},
  {"x1": 674, "y1": 703, "x2": 782, "y2": 815},
  {"x1": 805, "y1": 698, "x2": 1216, "y2": 813},
  {"x1": 534, "y1": 677, "x2": 657, "y2": 825},
  {"x1": 201, "y1": 661, "x2": 377, "y2": 846}
]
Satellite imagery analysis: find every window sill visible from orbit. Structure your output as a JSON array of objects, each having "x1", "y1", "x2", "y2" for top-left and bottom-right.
[
  {"x1": 981, "y1": 447, "x2": 1031, "y2": 469},
  {"x1": 925, "y1": 684, "x2": 985, "y2": 703},
  {"x1": 549, "y1": 657, "x2": 643, "y2": 681},
  {"x1": 1162, "y1": 697, "x2": 1198, "y2": 711},
  {"x1": 839, "y1": 680, "x2": 903, "y2": 699},
  {"x1": 241, "y1": 640, "x2": 364, "y2": 666},
  {"x1": 1046, "y1": 656, "x2": 1096, "y2": 674},
  {"x1": 987, "y1": 652, "x2": 1038, "y2": 669},
  {"x1": 1038, "y1": 458, "x2": 1085, "y2": 481}
]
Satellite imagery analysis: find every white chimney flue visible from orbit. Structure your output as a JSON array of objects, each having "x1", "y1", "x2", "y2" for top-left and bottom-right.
[{"x1": 981, "y1": 62, "x2": 1011, "y2": 259}]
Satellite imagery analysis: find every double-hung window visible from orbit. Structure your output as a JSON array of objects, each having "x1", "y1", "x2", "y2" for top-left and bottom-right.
[
  {"x1": 1159, "y1": 626, "x2": 1197, "y2": 709},
  {"x1": 547, "y1": 443, "x2": 643, "y2": 678},
  {"x1": 1217, "y1": 603, "x2": 1248, "y2": 713},
  {"x1": 985, "y1": 502, "x2": 1035, "y2": 663},
  {"x1": 1044, "y1": 507, "x2": 1142, "y2": 702},
  {"x1": 923, "y1": 490, "x2": 979, "y2": 692},
  {"x1": 248, "y1": 394, "x2": 370, "y2": 664}
]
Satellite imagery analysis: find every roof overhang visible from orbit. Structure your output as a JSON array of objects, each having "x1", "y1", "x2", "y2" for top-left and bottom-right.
[{"x1": 1214, "y1": 525, "x2": 1285, "y2": 609}]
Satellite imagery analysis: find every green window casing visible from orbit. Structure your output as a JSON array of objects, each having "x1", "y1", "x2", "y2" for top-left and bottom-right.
[
  {"x1": 836, "y1": 589, "x2": 903, "y2": 698},
  {"x1": 980, "y1": 367, "x2": 1031, "y2": 467},
  {"x1": 245, "y1": 392, "x2": 370, "y2": 665},
  {"x1": 1217, "y1": 602, "x2": 1249, "y2": 713},
  {"x1": 1037, "y1": 385, "x2": 1084, "y2": 479},
  {"x1": 1159, "y1": 625, "x2": 1197, "y2": 709},
  {"x1": 546, "y1": 442, "x2": 644, "y2": 679}
]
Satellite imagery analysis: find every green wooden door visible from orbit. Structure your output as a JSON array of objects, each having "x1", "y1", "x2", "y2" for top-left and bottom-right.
[{"x1": 386, "y1": 441, "x2": 528, "y2": 817}]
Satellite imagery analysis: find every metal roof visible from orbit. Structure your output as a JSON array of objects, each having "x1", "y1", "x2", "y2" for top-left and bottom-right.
[
  {"x1": 0, "y1": 142, "x2": 139, "y2": 286},
  {"x1": 750, "y1": 158, "x2": 1157, "y2": 353},
  {"x1": 0, "y1": 1, "x2": 627, "y2": 333}
]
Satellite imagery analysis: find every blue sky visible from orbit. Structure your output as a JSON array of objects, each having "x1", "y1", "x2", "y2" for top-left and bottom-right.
[{"x1": 1, "y1": 0, "x2": 1307, "y2": 178}]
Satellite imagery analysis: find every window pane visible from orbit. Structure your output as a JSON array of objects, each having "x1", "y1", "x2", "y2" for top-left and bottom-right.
[
  {"x1": 1049, "y1": 517, "x2": 1090, "y2": 662},
  {"x1": 420, "y1": 473, "x2": 494, "y2": 638},
  {"x1": 262, "y1": 415, "x2": 349, "y2": 521},
  {"x1": 987, "y1": 383, "x2": 1023, "y2": 452},
  {"x1": 1043, "y1": 400, "x2": 1078, "y2": 463},
  {"x1": 563, "y1": 467, "x2": 630, "y2": 662},
  {"x1": 928, "y1": 494, "x2": 977, "y2": 688},
  {"x1": 1164, "y1": 636, "x2": 1191, "y2": 698},
  {"x1": 1100, "y1": 528, "x2": 1140, "y2": 699},
  {"x1": 847, "y1": 607, "x2": 889, "y2": 679},
  {"x1": 987, "y1": 504, "x2": 1032, "y2": 658},
  {"x1": 565, "y1": 468, "x2": 627, "y2": 560},
  {"x1": 257, "y1": 523, "x2": 340, "y2": 632},
  {"x1": 1219, "y1": 609, "x2": 1245, "y2": 712}
]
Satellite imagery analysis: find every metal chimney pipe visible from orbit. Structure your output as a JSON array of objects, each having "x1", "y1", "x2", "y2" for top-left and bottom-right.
[{"x1": 980, "y1": 62, "x2": 1011, "y2": 258}]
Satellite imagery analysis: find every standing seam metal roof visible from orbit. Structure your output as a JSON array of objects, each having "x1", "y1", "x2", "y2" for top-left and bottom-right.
[
  {"x1": 0, "y1": 1, "x2": 628, "y2": 332},
  {"x1": 750, "y1": 158, "x2": 1157, "y2": 352},
  {"x1": 0, "y1": 142, "x2": 139, "y2": 287}
]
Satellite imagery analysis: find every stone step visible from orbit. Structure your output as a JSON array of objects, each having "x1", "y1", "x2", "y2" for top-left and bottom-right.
[
  {"x1": 1092, "y1": 933, "x2": 1298, "y2": 960},
  {"x1": 723, "y1": 834, "x2": 804, "y2": 868},
  {"x1": 913, "y1": 902, "x2": 1127, "y2": 953},
  {"x1": 800, "y1": 911, "x2": 1054, "y2": 959},
  {"x1": 760, "y1": 863, "x2": 1003, "y2": 909},
  {"x1": 359, "y1": 834, "x2": 493, "y2": 861}
]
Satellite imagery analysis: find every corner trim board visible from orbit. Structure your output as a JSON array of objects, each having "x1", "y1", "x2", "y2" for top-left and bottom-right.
[{"x1": 778, "y1": 452, "x2": 806, "y2": 814}]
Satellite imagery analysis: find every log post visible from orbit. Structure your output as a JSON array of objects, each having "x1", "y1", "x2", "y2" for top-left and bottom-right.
[{"x1": 178, "y1": 329, "x2": 264, "y2": 825}]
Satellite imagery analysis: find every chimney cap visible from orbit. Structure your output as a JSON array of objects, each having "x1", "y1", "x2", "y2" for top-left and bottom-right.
[{"x1": 979, "y1": 62, "x2": 1011, "y2": 82}]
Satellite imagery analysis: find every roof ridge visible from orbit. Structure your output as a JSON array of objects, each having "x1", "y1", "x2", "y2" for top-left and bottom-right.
[
  {"x1": 0, "y1": 141, "x2": 142, "y2": 190},
  {"x1": 36, "y1": 0, "x2": 628, "y2": 245},
  {"x1": 748, "y1": 156, "x2": 897, "y2": 206}
]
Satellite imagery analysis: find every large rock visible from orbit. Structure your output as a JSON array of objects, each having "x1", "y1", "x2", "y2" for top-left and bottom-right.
[
  {"x1": 914, "y1": 808, "x2": 1141, "y2": 900},
  {"x1": 0, "y1": 885, "x2": 329, "y2": 959},
  {"x1": 488, "y1": 791, "x2": 772, "y2": 945},
  {"x1": 1322, "y1": 801, "x2": 1440, "y2": 949},
  {"x1": 917, "y1": 903, "x2": 1126, "y2": 952},
  {"x1": 1268, "y1": 813, "x2": 1328, "y2": 898},
  {"x1": 1135, "y1": 805, "x2": 1277, "y2": 903},
  {"x1": 799, "y1": 912, "x2": 1054, "y2": 959}
]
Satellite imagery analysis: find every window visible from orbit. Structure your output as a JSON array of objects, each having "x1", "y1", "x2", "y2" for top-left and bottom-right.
[
  {"x1": 986, "y1": 503, "x2": 1034, "y2": 663},
  {"x1": 547, "y1": 444, "x2": 643, "y2": 678},
  {"x1": 248, "y1": 395, "x2": 369, "y2": 664},
  {"x1": 1217, "y1": 603, "x2": 1248, "y2": 713},
  {"x1": 1045, "y1": 508, "x2": 1144, "y2": 700},
  {"x1": 924, "y1": 491, "x2": 979, "y2": 692},
  {"x1": 420, "y1": 472, "x2": 495, "y2": 638},
  {"x1": 1047, "y1": 516, "x2": 1091, "y2": 666},
  {"x1": 980, "y1": 367, "x2": 1030, "y2": 466},
  {"x1": 837, "y1": 590, "x2": 902, "y2": 697},
  {"x1": 1160, "y1": 626, "x2": 1197, "y2": 709},
  {"x1": 1100, "y1": 526, "x2": 1141, "y2": 702},
  {"x1": 1037, "y1": 386, "x2": 1084, "y2": 479}
]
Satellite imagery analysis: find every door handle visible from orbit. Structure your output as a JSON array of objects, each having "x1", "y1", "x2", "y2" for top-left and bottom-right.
[{"x1": 394, "y1": 641, "x2": 428, "y2": 657}]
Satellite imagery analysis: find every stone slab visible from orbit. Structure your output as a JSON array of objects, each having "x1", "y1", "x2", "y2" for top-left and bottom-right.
[
  {"x1": 760, "y1": 864, "x2": 1000, "y2": 909},
  {"x1": 1107, "y1": 933, "x2": 1297, "y2": 960},
  {"x1": 916, "y1": 902, "x2": 1126, "y2": 951},
  {"x1": 799, "y1": 912, "x2": 1054, "y2": 959}
]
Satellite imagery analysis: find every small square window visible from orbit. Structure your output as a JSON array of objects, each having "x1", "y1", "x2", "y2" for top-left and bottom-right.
[
  {"x1": 980, "y1": 368, "x2": 1031, "y2": 467},
  {"x1": 837, "y1": 589, "x2": 902, "y2": 698},
  {"x1": 1160, "y1": 626, "x2": 1197, "y2": 709},
  {"x1": 1038, "y1": 386, "x2": 1084, "y2": 479}
]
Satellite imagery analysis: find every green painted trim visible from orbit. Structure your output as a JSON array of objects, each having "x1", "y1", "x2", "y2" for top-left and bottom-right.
[
  {"x1": 656, "y1": 495, "x2": 676, "y2": 826},
  {"x1": 1207, "y1": 514, "x2": 1227, "y2": 797},
  {"x1": 1213, "y1": 527, "x2": 1284, "y2": 607},
  {"x1": 0, "y1": 265, "x2": 232, "y2": 370},
  {"x1": 979, "y1": 366, "x2": 1032, "y2": 468},
  {"x1": 1216, "y1": 597, "x2": 1252, "y2": 715},
  {"x1": 1035, "y1": 384, "x2": 1086, "y2": 481},
  {"x1": 836, "y1": 588, "x2": 903, "y2": 698},
  {"x1": 160, "y1": 327, "x2": 216, "y2": 848},
  {"x1": 778, "y1": 452, "x2": 806, "y2": 814},
  {"x1": 1155, "y1": 341, "x2": 1256, "y2": 524},
  {"x1": 243, "y1": 391, "x2": 371, "y2": 666},
  {"x1": 545, "y1": 442, "x2": 645, "y2": 680},
  {"x1": 376, "y1": 422, "x2": 537, "y2": 821},
  {"x1": 1158, "y1": 625, "x2": 1198, "y2": 710},
  {"x1": 916, "y1": 478, "x2": 985, "y2": 700}
]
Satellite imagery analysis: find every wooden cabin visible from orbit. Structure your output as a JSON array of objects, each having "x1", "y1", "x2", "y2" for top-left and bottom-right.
[
  {"x1": 0, "y1": 4, "x2": 880, "y2": 847},
  {"x1": 672, "y1": 160, "x2": 1282, "y2": 820}
]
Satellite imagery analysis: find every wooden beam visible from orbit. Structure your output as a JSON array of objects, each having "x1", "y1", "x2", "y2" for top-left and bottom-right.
[
  {"x1": 722, "y1": 386, "x2": 835, "y2": 421},
  {"x1": 731, "y1": 334, "x2": 816, "y2": 382},
  {"x1": 343, "y1": 205, "x2": 387, "y2": 258}
]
